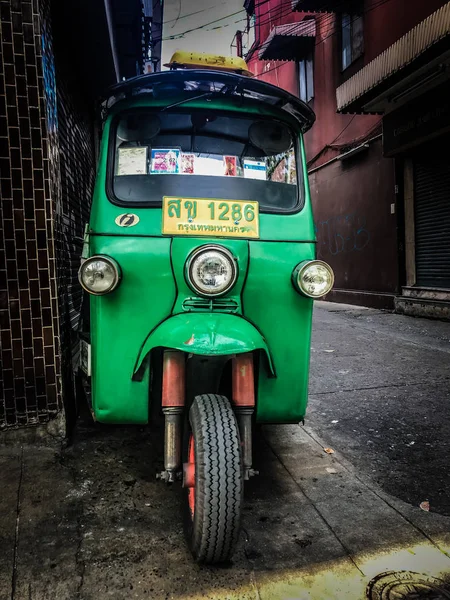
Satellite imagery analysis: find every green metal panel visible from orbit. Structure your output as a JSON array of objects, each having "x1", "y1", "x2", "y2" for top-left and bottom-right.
[
  {"x1": 86, "y1": 95, "x2": 318, "y2": 425},
  {"x1": 170, "y1": 237, "x2": 249, "y2": 314},
  {"x1": 134, "y1": 313, "x2": 274, "y2": 376},
  {"x1": 243, "y1": 241, "x2": 316, "y2": 423},
  {"x1": 89, "y1": 101, "x2": 315, "y2": 243},
  {"x1": 89, "y1": 235, "x2": 176, "y2": 423}
]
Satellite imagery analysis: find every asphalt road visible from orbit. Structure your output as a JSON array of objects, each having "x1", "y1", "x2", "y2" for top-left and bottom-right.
[
  {"x1": 308, "y1": 302, "x2": 450, "y2": 516},
  {"x1": 2, "y1": 301, "x2": 450, "y2": 599}
]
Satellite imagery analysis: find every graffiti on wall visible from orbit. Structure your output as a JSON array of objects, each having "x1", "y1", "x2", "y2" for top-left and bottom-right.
[
  {"x1": 315, "y1": 214, "x2": 370, "y2": 259},
  {"x1": 41, "y1": 30, "x2": 58, "y2": 135}
]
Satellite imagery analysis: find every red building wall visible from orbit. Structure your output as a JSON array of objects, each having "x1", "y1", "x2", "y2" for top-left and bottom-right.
[
  {"x1": 363, "y1": 0, "x2": 447, "y2": 63},
  {"x1": 247, "y1": 0, "x2": 448, "y2": 168},
  {"x1": 247, "y1": 3, "x2": 380, "y2": 170},
  {"x1": 309, "y1": 140, "x2": 397, "y2": 299},
  {"x1": 245, "y1": 0, "x2": 448, "y2": 306}
]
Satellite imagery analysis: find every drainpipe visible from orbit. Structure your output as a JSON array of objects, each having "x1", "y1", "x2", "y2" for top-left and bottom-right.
[
  {"x1": 236, "y1": 31, "x2": 243, "y2": 58},
  {"x1": 104, "y1": 0, "x2": 121, "y2": 82}
]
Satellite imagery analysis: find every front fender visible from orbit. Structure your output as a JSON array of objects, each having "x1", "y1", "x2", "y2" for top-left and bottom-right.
[{"x1": 133, "y1": 313, "x2": 275, "y2": 377}]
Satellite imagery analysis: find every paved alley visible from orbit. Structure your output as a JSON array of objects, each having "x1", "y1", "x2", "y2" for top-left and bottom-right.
[{"x1": 1, "y1": 303, "x2": 450, "y2": 600}]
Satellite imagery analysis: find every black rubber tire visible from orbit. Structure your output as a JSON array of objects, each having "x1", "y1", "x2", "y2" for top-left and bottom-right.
[{"x1": 183, "y1": 394, "x2": 243, "y2": 564}]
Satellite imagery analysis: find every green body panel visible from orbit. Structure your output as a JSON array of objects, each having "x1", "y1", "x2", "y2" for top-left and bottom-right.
[
  {"x1": 89, "y1": 235, "x2": 176, "y2": 423},
  {"x1": 170, "y1": 237, "x2": 248, "y2": 314},
  {"x1": 89, "y1": 101, "x2": 316, "y2": 243},
  {"x1": 134, "y1": 313, "x2": 274, "y2": 375},
  {"x1": 86, "y1": 95, "x2": 318, "y2": 424},
  {"x1": 244, "y1": 242, "x2": 315, "y2": 423}
]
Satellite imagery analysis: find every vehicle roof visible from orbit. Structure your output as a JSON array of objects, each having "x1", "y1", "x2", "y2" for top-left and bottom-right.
[{"x1": 104, "y1": 69, "x2": 315, "y2": 132}]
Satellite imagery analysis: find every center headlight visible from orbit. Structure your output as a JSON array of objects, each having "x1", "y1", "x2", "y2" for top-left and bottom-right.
[{"x1": 185, "y1": 245, "x2": 237, "y2": 297}]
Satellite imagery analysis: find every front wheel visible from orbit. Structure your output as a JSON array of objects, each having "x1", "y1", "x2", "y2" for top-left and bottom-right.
[{"x1": 183, "y1": 394, "x2": 243, "y2": 564}]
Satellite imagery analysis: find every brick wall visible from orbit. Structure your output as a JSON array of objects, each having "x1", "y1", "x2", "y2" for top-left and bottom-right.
[
  {"x1": 0, "y1": 0, "x2": 60, "y2": 428},
  {"x1": 0, "y1": 0, "x2": 95, "y2": 430},
  {"x1": 43, "y1": 0, "x2": 96, "y2": 430}
]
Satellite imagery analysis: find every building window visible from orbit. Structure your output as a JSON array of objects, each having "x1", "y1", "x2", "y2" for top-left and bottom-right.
[
  {"x1": 341, "y1": 13, "x2": 364, "y2": 70},
  {"x1": 299, "y1": 52, "x2": 314, "y2": 103}
]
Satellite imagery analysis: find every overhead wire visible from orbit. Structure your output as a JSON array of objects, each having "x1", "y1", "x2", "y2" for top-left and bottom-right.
[
  {"x1": 155, "y1": 0, "x2": 292, "y2": 43},
  {"x1": 158, "y1": 0, "x2": 344, "y2": 45},
  {"x1": 171, "y1": 0, "x2": 182, "y2": 29},
  {"x1": 157, "y1": 0, "x2": 384, "y2": 44},
  {"x1": 306, "y1": 115, "x2": 356, "y2": 167},
  {"x1": 163, "y1": 2, "x2": 226, "y2": 24},
  {"x1": 153, "y1": 0, "x2": 395, "y2": 66},
  {"x1": 162, "y1": 9, "x2": 248, "y2": 41}
]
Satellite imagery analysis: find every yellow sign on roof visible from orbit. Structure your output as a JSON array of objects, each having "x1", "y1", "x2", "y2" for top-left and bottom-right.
[{"x1": 164, "y1": 51, "x2": 254, "y2": 77}]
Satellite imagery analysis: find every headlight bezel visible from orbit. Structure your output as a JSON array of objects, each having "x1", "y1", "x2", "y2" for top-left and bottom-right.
[
  {"x1": 292, "y1": 260, "x2": 334, "y2": 299},
  {"x1": 185, "y1": 245, "x2": 238, "y2": 298},
  {"x1": 78, "y1": 255, "x2": 121, "y2": 296}
]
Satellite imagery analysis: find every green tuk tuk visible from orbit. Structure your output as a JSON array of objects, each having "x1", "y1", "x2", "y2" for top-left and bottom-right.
[{"x1": 78, "y1": 52, "x2": 334, "y2": 564}]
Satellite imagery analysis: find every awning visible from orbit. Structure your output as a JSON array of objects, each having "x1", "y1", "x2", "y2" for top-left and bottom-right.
[
  {"x1": 258, "y1": 20, "x2": 316, "y2": 61},
  {"x1": 336, "y1": 3, "x2": 450, "y2": 114},
  {"x1": 292, "y1": 0, "x2": 338, "y2": 12}
]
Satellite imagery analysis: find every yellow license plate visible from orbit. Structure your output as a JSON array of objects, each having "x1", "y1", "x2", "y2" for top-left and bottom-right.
[{"x1": 162, "y1": 197, "x2": 260, "y2": 239}]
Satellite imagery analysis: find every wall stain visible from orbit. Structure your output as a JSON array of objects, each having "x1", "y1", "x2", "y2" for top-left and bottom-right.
[{"x1": 315, "y1": 214, "x2": 370, "y2": 259}]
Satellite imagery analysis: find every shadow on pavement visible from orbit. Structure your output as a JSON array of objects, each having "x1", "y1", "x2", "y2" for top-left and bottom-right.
[{"x1": 5, "y1": 415, "x2": 449, "y2": 599}]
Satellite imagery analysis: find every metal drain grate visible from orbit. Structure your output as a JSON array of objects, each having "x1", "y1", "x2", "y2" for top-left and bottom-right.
[{"x1": 367, "y1": 571, "x2": 450, "y2": 600}]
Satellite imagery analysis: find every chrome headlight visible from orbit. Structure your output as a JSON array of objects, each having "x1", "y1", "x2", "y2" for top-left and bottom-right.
[
  {"x1": 293, "y1": 260, "x2": 334, "y2": 299},
  {"x1": 185, "y1": 245, "x2": 237, "y2": 297},
  {"x1": 78, "y1": 255, "x2": 121, "y2": 295}
]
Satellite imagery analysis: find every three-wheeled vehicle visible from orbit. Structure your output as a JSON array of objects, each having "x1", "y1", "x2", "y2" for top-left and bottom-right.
[{"x1": 77, "y1": 52, "x2": 334, "y2": 564}]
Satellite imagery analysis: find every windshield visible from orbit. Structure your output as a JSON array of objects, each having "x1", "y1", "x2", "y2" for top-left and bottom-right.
[{"x1": 110, "y1": 110, "x2": 302, "y2": 212}]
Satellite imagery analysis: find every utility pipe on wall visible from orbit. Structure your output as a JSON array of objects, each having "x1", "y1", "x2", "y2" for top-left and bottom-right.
[{"x1": 308, "y1": 134, "x2": 382, "y2": 175}]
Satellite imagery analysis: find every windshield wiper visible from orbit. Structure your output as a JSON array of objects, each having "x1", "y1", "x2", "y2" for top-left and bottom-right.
[
  {"x1": 161, "y1": 91, "x2": 217, "y2": 112},
  {"x1": 160, "y1": 83, "x2": 241, "y2": 112}
]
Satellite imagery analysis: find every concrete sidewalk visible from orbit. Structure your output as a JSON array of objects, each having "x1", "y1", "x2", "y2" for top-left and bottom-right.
[{"x1": 1, "y1": 303, "x2": 450, "y2": 600}]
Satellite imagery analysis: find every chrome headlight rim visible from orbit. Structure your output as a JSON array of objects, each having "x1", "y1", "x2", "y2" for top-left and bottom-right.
[
  {"x1": 78, "y1": 255, "x2": 121, "y2": 296},
  {"x1": 185, "y1": 244, "x2": 238, "y2": 298},
  {"x1": 293, "y1": 260, "x2": 334, "y2": 299}
]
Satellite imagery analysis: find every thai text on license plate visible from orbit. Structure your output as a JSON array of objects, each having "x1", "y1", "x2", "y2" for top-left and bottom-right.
[{"x1": 162, "y1": 197, "x2": 259, "y2": 239}]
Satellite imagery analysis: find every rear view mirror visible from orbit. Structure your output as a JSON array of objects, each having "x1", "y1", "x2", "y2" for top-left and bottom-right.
[
  {"x1": 248, "y1": 121, "x2": 292, "y2": 154},
  {"x1": 117, "y1": 114, "x2": 161, "y2": 142}
]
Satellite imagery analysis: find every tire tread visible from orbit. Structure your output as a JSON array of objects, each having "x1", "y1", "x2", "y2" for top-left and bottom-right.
[{"x1": 188, "y1": 393, "x2": 242, "y2": 563}]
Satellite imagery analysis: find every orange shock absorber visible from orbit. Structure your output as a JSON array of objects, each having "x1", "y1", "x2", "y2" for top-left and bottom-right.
[
  {"x1": 158, "y1": 351, "x2": 185, "y2": 483},
  {"x1": 162, "y1": 350, "x2": 185, "y2": 408},
  {"x1": 232, "y1": 352, "x2": 255, "y2": 408},
  {"x1": 232, "y1": 353, "x2": 258, "y2": 479}
]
